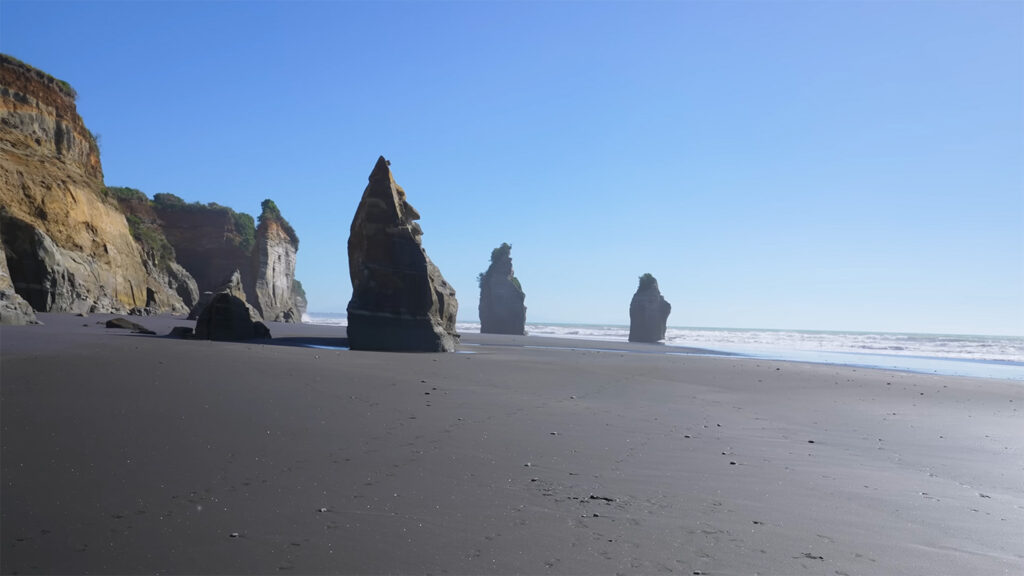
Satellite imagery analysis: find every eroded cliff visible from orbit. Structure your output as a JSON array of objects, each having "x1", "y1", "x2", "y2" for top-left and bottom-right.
[
  {"x1": 0, "y1": 54, "x2": 190, "y2": 315},
  {"x1": 253, "y1": 200, "x2": 301, "y2": 322}
]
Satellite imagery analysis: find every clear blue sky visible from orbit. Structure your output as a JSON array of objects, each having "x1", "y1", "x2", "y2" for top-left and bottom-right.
[{"x1": 2, "y1": 1, "x2": 1021, "y2": 335}]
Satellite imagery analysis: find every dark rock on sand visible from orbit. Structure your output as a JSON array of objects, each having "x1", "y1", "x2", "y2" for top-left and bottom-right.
[
  {"x1": 194, "y1": 292, "x2": 271, "y2": 341},
  {"x1": 105, "y1": 317, "x2": 156, "y2": 334},
  {"x1": 188, "y1": 269, "x2": 253, "y2": 320},
  {"x1": 346, "y1": 156, "x2": 458, "y2": 352},
  {"x1": 478, "y1": 243, "x2": 526, "y2": 335},
  {"x1": 628, "y1": 273, "x2": 671, "y2": 343},
  {"x1": 168, "y1": 326, "x2": 194, "y2": 339}
]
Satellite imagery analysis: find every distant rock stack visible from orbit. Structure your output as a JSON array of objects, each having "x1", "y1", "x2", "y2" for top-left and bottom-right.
[
  {"x1": 478, "y1": 243, "x2": 526, "y2": 335},
  {"x1": 628, "y1": 273, "x2": 671, "y2": 343},
  {"x1": 346, "y1": 156, "x2": 459, "y2": 352}
]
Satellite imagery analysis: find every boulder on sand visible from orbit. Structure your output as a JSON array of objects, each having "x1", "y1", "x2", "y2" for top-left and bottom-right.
[
  {"x1": 346, "y1": 156, "x2": 458, "y2": 351},
  {"x1": 194, "y1": 292, "x2": 271, "y2": 341}
]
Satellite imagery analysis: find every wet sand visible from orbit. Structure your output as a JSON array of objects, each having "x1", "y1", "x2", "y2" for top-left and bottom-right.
[{"x1": 2, "y1": 314, "x2": 1022, "y2": 574}]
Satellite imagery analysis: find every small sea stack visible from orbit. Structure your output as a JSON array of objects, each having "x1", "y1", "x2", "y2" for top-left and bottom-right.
[
  {"x1": 478, "y1": 243, "x2": 526, "y2": 335},
  {"x1": 628, "y1": 273, "x2": 671, "y2": 343},
  {"x1": 346, "y1": 156, "x2": 458, "y2": 352}
]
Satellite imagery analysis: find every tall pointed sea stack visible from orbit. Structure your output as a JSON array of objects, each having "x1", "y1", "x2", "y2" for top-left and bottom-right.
[
  {"x1": 478, "y1": 243, "x2": 526, "y2": 335},
  {"x1": 628, "y1": 273, "x2": 671, "y2": 343},
  {"x1": 346, "y1": 156, "x2": 458, "y2": 351}
]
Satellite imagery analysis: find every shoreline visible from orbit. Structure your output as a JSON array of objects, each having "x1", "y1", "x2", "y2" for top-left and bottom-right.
[{"x1": 3, "y1": 314, "x2": 1023, "y2": 574}]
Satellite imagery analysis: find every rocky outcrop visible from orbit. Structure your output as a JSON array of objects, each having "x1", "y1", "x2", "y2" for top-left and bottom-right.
[
  {"x1": 346, "y1": 156, "x2": 458, "y2": 352},
  {"x1": 194, "y1": 293, "x2": 271, "y2": 341},
  {"x1": 188, "y1": 269, "x2": 257, "y2": 321},
  {"x1": 0, "y1": 54, "x2": 189, "y2": 314},
  {"x1": 192, "y1": 268, "x2": 270, "y2": 341},
  {"x1": 628, "y1": 273, "x2": 671, "y2": 343},
  {"x1": 292, "y1": 279, "x2": 307, "y2": 319},
  {"x1": 252, "y1": 200, "x2": 301, "y2": 322},
  {"x1": 147, "y1": 194, "x2": 304, "y2": 323},
  {"x1": 150, "y1": 195, "x2": 255, "y2": 298},
  {"x1": 0, "y1": 215, "x2": 37, "y2": 325},
  {"x1": 478, "y1": 243, "x2": 526, "y2": 335}
]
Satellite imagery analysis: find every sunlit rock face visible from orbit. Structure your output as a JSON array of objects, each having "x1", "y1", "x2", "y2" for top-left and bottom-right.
[
  {"x1": 629, "y1": 274, "x2": 671, "y2": 343},
  {"x1": 478, "y1": 243, "x2": 526, "y2": 335},
  {"x1": 346, "y1": 156, "x2": 458, "y2": 352},
  {"x1": 253, "y1": 217, "x2": 300, "y2": 322},
  {"x1": 0, "y1": 54, "x2": 188, "y2": 314}
]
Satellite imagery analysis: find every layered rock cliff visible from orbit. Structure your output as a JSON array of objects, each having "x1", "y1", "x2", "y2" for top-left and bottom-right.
[
  {"x1": 0, "y1": 54, "x2": 191, "y2": 316},
  {"x1": 478, "y1": 242, "x2": 526, "y2": 335},
  {"x1": 629, "y1": 273, "x2": 671, "y2": 343},
  {"x1": 113, "y1": 190, "x2": 304, "y2": 323},
  {"x1": 347, "y1": 156, "x2": 458, "y2": 351},
  {"x1": 253, "y1": 200, "x2": 301, "y2": 322}
]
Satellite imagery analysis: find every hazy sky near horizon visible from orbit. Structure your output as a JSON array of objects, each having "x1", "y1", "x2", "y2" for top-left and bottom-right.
[{"x1": 2, "y1": 1, "x2": 1021, "y2": 335}]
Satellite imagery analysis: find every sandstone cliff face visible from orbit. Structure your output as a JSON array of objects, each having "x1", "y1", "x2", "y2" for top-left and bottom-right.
[
  {"x1": 253, "y1": 218, "x2": 300, "y2": 322},
  {"x1": 152, "y1": 201, "x2": 254, "y2": 297},
  {"x1": 0, "y1": 55, "x2": 189, "y2": 314},
  {"x1": 629, "y1": 274, "x2": 672, "y2": 343},
  {"x1": 478, "y1": 243, "x2": 526, "y2": 335},
  {"x1": 347, "y1": 156, "x2": 458, "y2": 351}
]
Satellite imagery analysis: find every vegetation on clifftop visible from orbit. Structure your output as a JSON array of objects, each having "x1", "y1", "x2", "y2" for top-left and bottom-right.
[
  {"x1": 0, "y1": 53, "x2": 77, "y2": 100},
  {"x1": 102, "y1": 187, "x2": 176, "y2": 264},
  {"x1": 258, "y1": 199, "x2": 299, "y2": 248},
  {"x1": 638, "y1": 273, "x2": 658, "y2": 291},
  {"x1": 152, "y1": 192, "x2": 256, "y2": 252},
  {"x1": 478, "y1": 242, "x2": 520, "y2": 290}
]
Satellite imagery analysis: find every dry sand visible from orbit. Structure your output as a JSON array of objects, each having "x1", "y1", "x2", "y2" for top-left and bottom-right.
[{"x1": 2, "y1": 314, "x2": 1022, "y2": 574}]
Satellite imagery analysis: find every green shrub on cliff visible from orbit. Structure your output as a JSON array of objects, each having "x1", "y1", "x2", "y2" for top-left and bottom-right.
[
  {"x1": 103, "y1": 186, "x2": 147, "y2": 203},
  {"x1": 233, "y1": 212, "x2": 256, "y2": 252},
  {"x1": 124, "y1": 214, "x2": 175, "y2": 265},
  {"x1": 258, "y1": 198, "x2": 299, "y2": 248},
  {"x1": 638, "y1": 273, "x2": 658, "y2": 290},
  {"x1": 0, "y1": 53, "x2": 78, "y2": 100}
]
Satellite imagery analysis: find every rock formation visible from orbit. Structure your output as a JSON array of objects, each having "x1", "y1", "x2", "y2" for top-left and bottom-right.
[
  {"x1": 478, "y1": 243, "x2": 526, "y2": 335},
  {"x1": 0, "y1": 215, "x2": 38, "y2": 325},
  {"x1": 628, "y1": 273, "x2": 671, "y2": 343},
  {"x1": 0, "y1": 54, "x2": 191, "y2": 314},
  {"x1": 252, "y1": 200, "x2": 301, "y2": 322},
  {"x1": 148, "y1": 193, "x2": 304, "y2": 323},
  {"x1": 188, "y1": 269, "x2": 254, "y2": 320},
  {"x1": 193, "y1": 269, "x2": 270, "y2": 341},
  {"x1": 194, "y1": 293, "x2": 271, "y2": 341},
  {"x1": 346, "y1": 156, "x2": 458, "y2": 352}
]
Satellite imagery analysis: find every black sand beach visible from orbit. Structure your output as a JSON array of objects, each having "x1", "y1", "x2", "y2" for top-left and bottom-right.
[{"x1": 2, "y1": 314, "x2": 1022, "y2": 574}]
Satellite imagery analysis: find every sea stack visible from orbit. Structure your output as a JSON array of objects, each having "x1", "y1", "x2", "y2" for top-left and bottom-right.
[
  {"x1": 478, "y1": 243, "x2": 526, "y2": 335},
  {"x1": 252, "y1": 199, "x2": 302, "y2": 322},
  {"x1": 628, "y1": 273, "x2": 671, "y2": 343},
  {"x1": 346, "y1": 156, "x2": 458, "y2": 352}
]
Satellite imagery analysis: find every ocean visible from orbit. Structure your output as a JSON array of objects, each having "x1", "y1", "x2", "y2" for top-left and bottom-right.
[{"x1": 303, "y1": 313, "x2": 1024, "y2": 381}]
